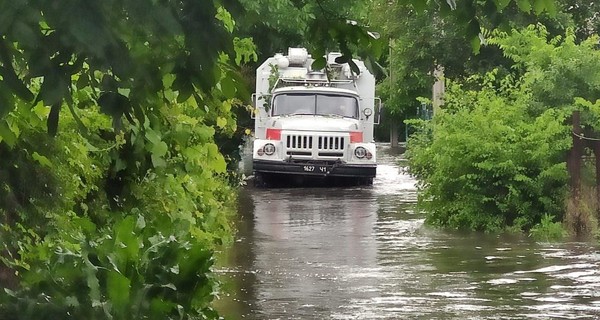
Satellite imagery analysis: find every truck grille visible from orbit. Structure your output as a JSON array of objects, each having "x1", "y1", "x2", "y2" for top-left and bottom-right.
[
  {"x1": 317, "y1": 136, "x2": 345, "y2": 150},
  {"x1": 286, "y1": 135, "x2": 313, "y2": 149},
  {"x1": 285, "y1": 134, "x2": 346, "y2": 158}
]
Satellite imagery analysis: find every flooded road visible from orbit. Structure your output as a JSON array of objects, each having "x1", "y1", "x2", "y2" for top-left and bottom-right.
[{"x1": 216, "y1": 144, "x2": 600, "y2": 319}]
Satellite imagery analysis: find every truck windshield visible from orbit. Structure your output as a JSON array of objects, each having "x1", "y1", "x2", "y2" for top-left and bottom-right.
[{"x1": 272, "y1": 93, "x2": 359, "y2": 118}]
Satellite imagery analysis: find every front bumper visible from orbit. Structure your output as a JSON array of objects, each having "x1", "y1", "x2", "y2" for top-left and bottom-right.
[{"x1": 253, "y1": 160, "x2": 376, "y2": 178}]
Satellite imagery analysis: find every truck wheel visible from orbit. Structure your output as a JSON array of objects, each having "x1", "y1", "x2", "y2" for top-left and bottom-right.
[{"x1": 254, "y1": 173, "x2": 266, "y2": 188}]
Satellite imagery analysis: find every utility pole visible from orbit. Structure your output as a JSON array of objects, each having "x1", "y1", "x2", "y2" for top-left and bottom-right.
[
  {"x1": 389, "y1": 39, "x2": 399, "y2": 147},
  {"x1": 432, "y1": 66, "x2": 444, "y2": 115}
]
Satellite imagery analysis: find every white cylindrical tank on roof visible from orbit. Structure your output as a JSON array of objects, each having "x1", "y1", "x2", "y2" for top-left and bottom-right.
[
  {"x1": 274, "y1": 53, "x2": 289, "y2": 68},
  {"x1": 287, "y1": 48, "x2": 308, "y2": 66}
]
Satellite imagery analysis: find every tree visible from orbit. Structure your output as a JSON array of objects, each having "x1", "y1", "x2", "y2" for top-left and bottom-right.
[
  {"x1": 406, "y1": 25, "x2": 600, "y2": 233},
  {"x1": 0, "y1": 1, "x2": 251, "y2": 129},
  {"x1": 235, "y1": 0, "x2": 385, "y2": 69},
  {"x1": 364, "y1": 0, "x2": 599, "y2": 143},
  {"x1": 406, "y1": 73, "x2": 570, "y2": 232},
  {"x1": 396, "y1": 0, "x2": 557, "y2": 50},
  {"x1": 0, "y1": 1, "x2": 256, "y2": 318}
]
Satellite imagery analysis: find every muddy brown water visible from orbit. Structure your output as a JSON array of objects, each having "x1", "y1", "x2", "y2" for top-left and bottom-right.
[{"x1": 215, "y1": 144, "x2": 600, "y2": 319}]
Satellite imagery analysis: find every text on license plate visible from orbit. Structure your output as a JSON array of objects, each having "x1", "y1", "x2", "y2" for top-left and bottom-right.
[{"x1": 303, "y1": 165, "x2": 328, "y2": 173}]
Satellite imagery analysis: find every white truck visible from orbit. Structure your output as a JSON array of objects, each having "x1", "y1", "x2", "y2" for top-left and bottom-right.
[{"x1": 252, "y1": 48, "x2": 380, "y2": 186}]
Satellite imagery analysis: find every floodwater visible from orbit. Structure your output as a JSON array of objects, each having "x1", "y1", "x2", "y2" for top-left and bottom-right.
[{"x1": 215, "y1": 144, "x2": 600, "y2": 319}]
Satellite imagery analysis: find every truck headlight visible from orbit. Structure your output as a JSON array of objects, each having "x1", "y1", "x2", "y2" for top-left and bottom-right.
[
  {"x1": 354, "y1": 146, "x2": 367, "y2": 159},
  {"x1": 263, "y1": 143, "x2": 276, "y2": 155}
]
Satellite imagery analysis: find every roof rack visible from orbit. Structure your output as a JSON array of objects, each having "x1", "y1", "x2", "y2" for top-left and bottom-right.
[{"x1": 273, "y1": 75, "x2": 357, "y2": 91}]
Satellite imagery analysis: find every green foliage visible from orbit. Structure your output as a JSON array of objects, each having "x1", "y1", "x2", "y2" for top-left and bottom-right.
[
  {"x1": 488, "y1": 25, "x2": 600, "y2": 115},
  {"x1": 237, "y1": 0, "x2": 315, "y2": 52},
  {"x1": 366, "y1": 0, "x2": 580, "y2": 123},
  {"x1": 236, "y1": 0, "x2": 384, "y2": 71},
  {"x1": 0, "y1": 80, "x2": 237, "y2": 317},
  {"x1": 529, "y1": 214, "x2": 567, "y2": 241},
  {"x1": 404, "y1": 24, "x2": 600, "y2": 233},
  {"x1": 0, "y1": 0, "x2": 244, "y2": 128},
  {"x1": 397, "y1": 0, "x2": 557, "y2": 50},
  {"x1": 4, "y1": 214, "x2": 220, "y2": 320},
  {"x1": 406, "y1": 73, "x2": 571, "y2": 232},
  {"x1": 0, "y1": 2, "x2": 250, "y2": 318},
  {"x1": 562, "y1": 0, "x2": 600, "y2": 39}
]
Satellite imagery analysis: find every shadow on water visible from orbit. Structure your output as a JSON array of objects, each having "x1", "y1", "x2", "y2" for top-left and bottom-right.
[{"x1": 216, "y1": 143, "x2": 600, "y2": 320}]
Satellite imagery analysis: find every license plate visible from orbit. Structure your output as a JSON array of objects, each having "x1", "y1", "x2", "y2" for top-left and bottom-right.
[{"x1": 303, "y1": 165, "x2": 328, "y2": 173}]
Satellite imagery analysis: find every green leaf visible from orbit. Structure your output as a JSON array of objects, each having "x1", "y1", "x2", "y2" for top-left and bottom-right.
[
  {"x1": 194, "y1": 125, "x2": 215, "y2": 142},
  {"x1": 466, "y1": 19, "x2": 481, "y2": 40},
  {"x1": 114, "y1": 158, "x2": 127, "y2": 172},
  {"x1": 216, "y1": 7, "x2": 235, "y2": 33},
  {"x1": 470, "y1": 36, "x2": 481, "y2": 54},
  {"x1": 101, "y1": 75, "x2": 119, "y2": 92},
  {"x1": 541, "y1": 0, "x2": 556, "y2": 15},
  {"x1": 410, "y1": 0, "x2": 428, "y2": 12},
  {"x1": 311, "y1": 57, "x2": 326, "y2": 71},
  {"x1": 12, "y1": 20, "x2": 38, "y2": 48},
  {"x1": 532, "y1": 0, "x2": 545, "y2": 14},
  {"x1": 334, "y1": 55, "x2": 350, "y2": 64},
  {"x1": 348, "y1": 60, "x2": 360, "y2": 75},
  {"x1": 176, "y1": 85, "x2": 194, "y2": 103},
  {"x1": 0, "y1": 120, "x2": 17, "y2": 147},
  {"x1": 206, "y1": 143, "x2": 226, "y2": 173},
  {"x1": 36, "y1": 70, "x2": 69, "y2": 107},
  {"x1": 83, "y1": 255, "x2": 101, "y2": 308},
  {"x1": 152, "y1": 5, "x2": 182, "y2": 35},
  {"x1": 133, "y1": 103, "x2": 145, "y2": 124},
  {"x1": 115, "y1": 216, "x2": 140, "y2": 263},
  {"x1": 516, "y1": 0, "x2": 532, "y2": 12},
  {"x1": 494, "y1": 0, "x2": 512, "y2": 11},
  {"x1": 216, "y1": 116, "x2": 227, "y2": 129},
  {"x1": 150, "y1": 298, "x2": 176, "y2": 316},
  {"x1": 151, "y1": 141, "x2": 168, "y2": 157},
  {"x1": 107, "y1": 271, "x2": 131, "y2": 316},
  {"x1": 0, "y1": 66, "x2": 34, "y2": 101},
  {"x1": 151, "y1": 154, "x2": 167, "y2": 167},
  {"x1": 68, "y1": 8, "x2": 109, "y2": 55},
  {"x1": 0, "y1": 85, "x2": 13, "y2": 119},
  {"x1": 32, "y1": 152, "x2": 52, "y2": 168},
  {"x1": 145, "y1": 128, "x2": 162, "y2": 145},
  {"x1": 98, "y1": 92, "x2": 130, "y2": 119},
  {"x1": 220, "y1": 76, "x2": 236, "y2": 98}
]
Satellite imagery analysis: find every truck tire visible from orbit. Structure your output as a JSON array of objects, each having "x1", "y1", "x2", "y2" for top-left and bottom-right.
[{"x1": 254, "y1": 173, "x2": 267, "y2": 188}]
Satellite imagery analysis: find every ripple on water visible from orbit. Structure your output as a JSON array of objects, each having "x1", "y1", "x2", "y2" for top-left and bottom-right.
[
  {"x1": 516, "y1": 263, "x2": 598, "y2": 274},
  {"x1": 373, "y1": 164, "x2": 417, "y2": 197},
  {"x1": 217, "y1": 143, "x2": 600, "y2": 320}
]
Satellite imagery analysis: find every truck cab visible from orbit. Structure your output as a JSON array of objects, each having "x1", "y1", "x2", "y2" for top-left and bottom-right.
[{"x1": 252, "y1": 48, "x2": 379, "y2": 186}]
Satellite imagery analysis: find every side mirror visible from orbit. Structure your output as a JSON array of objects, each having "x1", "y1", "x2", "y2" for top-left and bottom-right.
[
  {"x1": 374, "y1": 97, "x2": 382, "y2": 125},
  {"x1": 251, "y1": 93, "x2": 257, "y2": 119}
]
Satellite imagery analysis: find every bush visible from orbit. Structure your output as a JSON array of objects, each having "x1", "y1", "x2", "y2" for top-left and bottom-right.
[
  {"x1": 530, "y1": 214, "x2": 567, "y2": 241},
  {"x1": 406, "y1": 73, "x2": 571, "y2": 232},
  {"x1": 0, "y1": 85, "x2": 236, "y2": 319}
]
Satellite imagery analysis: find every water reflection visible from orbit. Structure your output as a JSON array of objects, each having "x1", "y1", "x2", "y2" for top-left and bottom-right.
[{"x1": 216, "y1": 144, "x2": 600, "y2": 319}]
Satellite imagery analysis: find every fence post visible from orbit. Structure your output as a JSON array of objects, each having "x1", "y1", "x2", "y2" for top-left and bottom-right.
[{"x1": 567, "y1": 111, "x2": 583, "y2": 197}]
